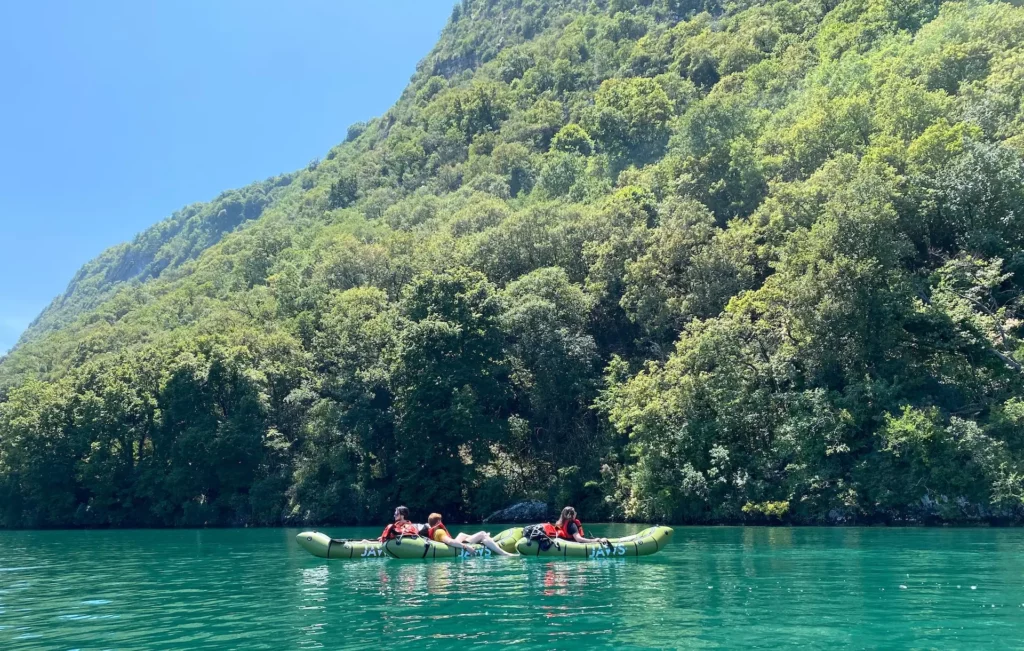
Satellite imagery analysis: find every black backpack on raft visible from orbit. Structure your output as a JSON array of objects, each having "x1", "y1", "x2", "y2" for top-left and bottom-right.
[{"x1": 521, "y1": 524, "x2": 557, "y2": 552}]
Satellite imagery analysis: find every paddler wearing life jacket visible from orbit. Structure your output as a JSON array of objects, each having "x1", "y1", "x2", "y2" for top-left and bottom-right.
[
  {"x1": 547, "y1": 506, "x2": 609, "y2": 545},
  {"x1": 378, "y1": 505, "x2": 422, "y2": 542},
  {"x1": 426, "y1": 513, "x2": 517, "y2": 556}
]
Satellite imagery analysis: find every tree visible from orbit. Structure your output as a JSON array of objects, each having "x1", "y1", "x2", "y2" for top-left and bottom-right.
[
  {"x1": 591, "y1": 77, "x2": 674, "y2": 169},
  {"x1": 390, "y1": 268, "x2": 510, "y2": 516},
  {"x1": 328, "y1": 173, "x2": 359, "y2": 209}
]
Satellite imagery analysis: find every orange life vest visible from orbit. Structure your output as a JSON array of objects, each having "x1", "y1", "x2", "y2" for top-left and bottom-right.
[
  {"x1": 556, "y1": 519, "x2": 585, "y2": 540},
  {"x1": 379, "y1": 520, "x2": 420, "y2": 541},
  {"x1": 426, "y1": 522, "x2": 450, "y2": 542}
]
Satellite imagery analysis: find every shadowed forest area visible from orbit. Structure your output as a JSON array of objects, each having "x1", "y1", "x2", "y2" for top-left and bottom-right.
[{"x1": 3, "y1": 0, "x2": 1024, "y2": 528}]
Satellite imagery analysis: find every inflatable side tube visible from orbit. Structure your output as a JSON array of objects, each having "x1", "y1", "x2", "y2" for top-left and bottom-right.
[
  {"x1": 609, "y1": 526, "x2": 674, "y2": 545},
  {"x1": 296, "y1": 531, "x2": 388, "y2": 559},
  {"x1": 384, "y1": 536, "x2": 494, "y2": 559},
  {"x1": 491, "y1": 527, "x2": 524, "y2": 553},
  {"x1": 515, "y1": 526, "x2": 674, "y2": 559}
]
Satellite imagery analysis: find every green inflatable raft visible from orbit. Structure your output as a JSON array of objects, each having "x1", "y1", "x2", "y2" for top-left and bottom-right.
[
  {"x1": 514, "y1": 525, "x2": 674, "y2": 559},
  {"x1": 297, "y1": 527, "x2": 523, "y2": 559},
  {"x1": 296, "y1": 531, "x2": 388, "y2": 559}
]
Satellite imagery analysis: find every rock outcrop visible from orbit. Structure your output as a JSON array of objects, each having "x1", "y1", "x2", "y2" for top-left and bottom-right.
[{"x1": 483, "y1": 500, "x2": 550, "y2": 523}]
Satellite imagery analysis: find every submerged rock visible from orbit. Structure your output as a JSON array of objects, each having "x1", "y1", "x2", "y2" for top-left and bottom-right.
[{"x1": 483, "y1": 500, "x2": 550, "y2": 523}]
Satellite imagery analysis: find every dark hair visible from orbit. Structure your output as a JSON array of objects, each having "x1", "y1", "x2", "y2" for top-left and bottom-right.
[{"x1": 395, "y1": 505, "x2": 410, "y2": 519}]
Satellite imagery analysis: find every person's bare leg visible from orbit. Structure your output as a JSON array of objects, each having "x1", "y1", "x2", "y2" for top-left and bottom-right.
[
  {"x1": 479, "y1": 537, "x2": 515, "y2": 556},
  {"x1": 456, "y1": 531, "x2": 514, "y2": 555}
]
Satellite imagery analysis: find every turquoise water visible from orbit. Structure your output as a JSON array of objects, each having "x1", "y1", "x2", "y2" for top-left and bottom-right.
[{"x1": 1, "y1": 526, "x2": 1024, "y2": 649}]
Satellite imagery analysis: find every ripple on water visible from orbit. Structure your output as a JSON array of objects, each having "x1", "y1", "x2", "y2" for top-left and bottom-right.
[{"x1": 57, "y1": 613, "x2": 121, "y2": 621}]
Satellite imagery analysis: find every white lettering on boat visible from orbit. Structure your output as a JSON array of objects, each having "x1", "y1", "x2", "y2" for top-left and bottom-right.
[{"x1": 588, "y1": 544, "x2": 627, "y2": 559}]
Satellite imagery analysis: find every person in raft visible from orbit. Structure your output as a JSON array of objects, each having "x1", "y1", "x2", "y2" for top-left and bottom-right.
[
  {"x1": 551, "y1": 506, "x2": 609, "y2": 545},
  {"x1": 377, "y1": 505, "x2": 421, "y2": 541},
  {"x1": 426, "y1": 512, "x2": 517, "y2": 556}
]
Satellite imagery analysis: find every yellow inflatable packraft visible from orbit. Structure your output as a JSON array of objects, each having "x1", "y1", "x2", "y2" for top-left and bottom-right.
[
  {"x1": 295, "y1": 531, "x2": 388, "y2": 559},
  {"x1": 514, "y1": 525, "x2": 674, "y2": 559}
]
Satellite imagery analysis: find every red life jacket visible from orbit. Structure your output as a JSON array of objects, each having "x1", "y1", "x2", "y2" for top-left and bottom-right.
[
  {"x1": 379, "y1": 520, "x2": 420, "y2": 542},
  {"x1": 556, "y1": 519, "x2": 585, "y2": 540},
  {"x1": 426, "y1": 522, "x2": 450, "y2": 542},
  {"x1": 541, "y1": 523, "x2": 559, "y2": 538}
]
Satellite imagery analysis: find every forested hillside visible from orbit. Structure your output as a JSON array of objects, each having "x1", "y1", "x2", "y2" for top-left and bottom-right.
[{"x1": 3, "y1": 0, "x2": 1024, "y2": 528}]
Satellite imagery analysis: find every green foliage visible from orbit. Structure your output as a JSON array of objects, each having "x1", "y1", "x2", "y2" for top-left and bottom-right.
[
  {"x1": 391, "y1": 268, "x2": 510, "y2": 516},
  {"x1": 742, "y1": 501, "x2": 791, "y2": 519},
  {"x1": 551, "y1": 124, "x2": 595, "y2": 156},
  {"x1": 591, "y1": 77, "x2": 674, "y2": 169},
  {"x1": 425, "y1": 80, "x2": 513, "y2": 143},
  {"x1": 327, "y1": 172, "x2": 359, "y2": 209},
  {"x1": 4, "y1": 0, "x2": 1024, "y2": 527}
]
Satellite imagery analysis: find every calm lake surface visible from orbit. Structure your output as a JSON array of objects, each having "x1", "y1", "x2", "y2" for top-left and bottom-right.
[{"x1": 1, "y1": 525, "x2": 1023, "y2": 649}]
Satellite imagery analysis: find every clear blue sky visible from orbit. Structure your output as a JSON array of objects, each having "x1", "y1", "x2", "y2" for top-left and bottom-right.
[{"x1": 0, "y1": 0, "x2": 454, "y2": 354}]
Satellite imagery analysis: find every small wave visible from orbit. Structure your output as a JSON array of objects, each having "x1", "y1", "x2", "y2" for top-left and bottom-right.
[
  {"x1": 82, "y1": 599, "x2": 112, "y2": 605},
  {"x1": 58, "y1": 614, "x2": 121, "y2": 621}
]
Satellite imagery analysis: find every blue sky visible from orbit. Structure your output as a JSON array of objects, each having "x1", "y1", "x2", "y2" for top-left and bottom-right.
[{"x1": 0, "y1": 0, "x2": 455, "y2": 355}]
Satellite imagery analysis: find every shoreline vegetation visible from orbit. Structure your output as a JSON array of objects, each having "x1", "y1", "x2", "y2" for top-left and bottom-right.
[{"x1": 4, "y1": 0, "x2": 1024, "y2": 530}]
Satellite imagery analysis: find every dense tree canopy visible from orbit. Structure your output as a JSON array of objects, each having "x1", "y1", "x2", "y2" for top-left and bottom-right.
[{"x1": 3, "y1": 0, "x2": 1024, "y2": 527}]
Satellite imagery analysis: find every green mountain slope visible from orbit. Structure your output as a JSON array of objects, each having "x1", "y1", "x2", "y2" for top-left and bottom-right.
[
  {"x1": 3, "y1": 0, "x2": 1024, "y2": 528},
  {"x1": 17, "y1": 175, "x2": 296, "y2": 349}
]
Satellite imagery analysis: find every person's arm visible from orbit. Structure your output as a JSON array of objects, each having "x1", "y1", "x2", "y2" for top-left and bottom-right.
[
  {"x1": 573, "y1": 533, "x2": 608, "y2": 543},
  {"x1": 572, "y1": 531, "x2": 602, "y2": 543},
  {"x1": 570, "y1": 523, "x2": 608, "y2": 544}
]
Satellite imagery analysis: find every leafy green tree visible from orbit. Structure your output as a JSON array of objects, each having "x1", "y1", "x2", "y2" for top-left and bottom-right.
[
  {"x1": 551, "y1": 124, "x2": 594, "y2": 156},
  {"x1": 153, "y1": 347, "x2": 268, "y2": 525},
  {"x1": 390, "y1": 268, "x2": 510, "y2": 516},
  {"x1": 327, "y1": 172, "x2": 359, "y2": 209},
  {"x1": 425, "y1": 80, "x2": 513, "y2": 143},
  {"x1": 0, "y1": 379, "x2": 80, "y2": 527},
  {"x1": 502, "y1": 267, "x2": 598, "y2": 467},
  {"x1": 591, "y1": 77, "x2": 674, "y2": 169}
]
